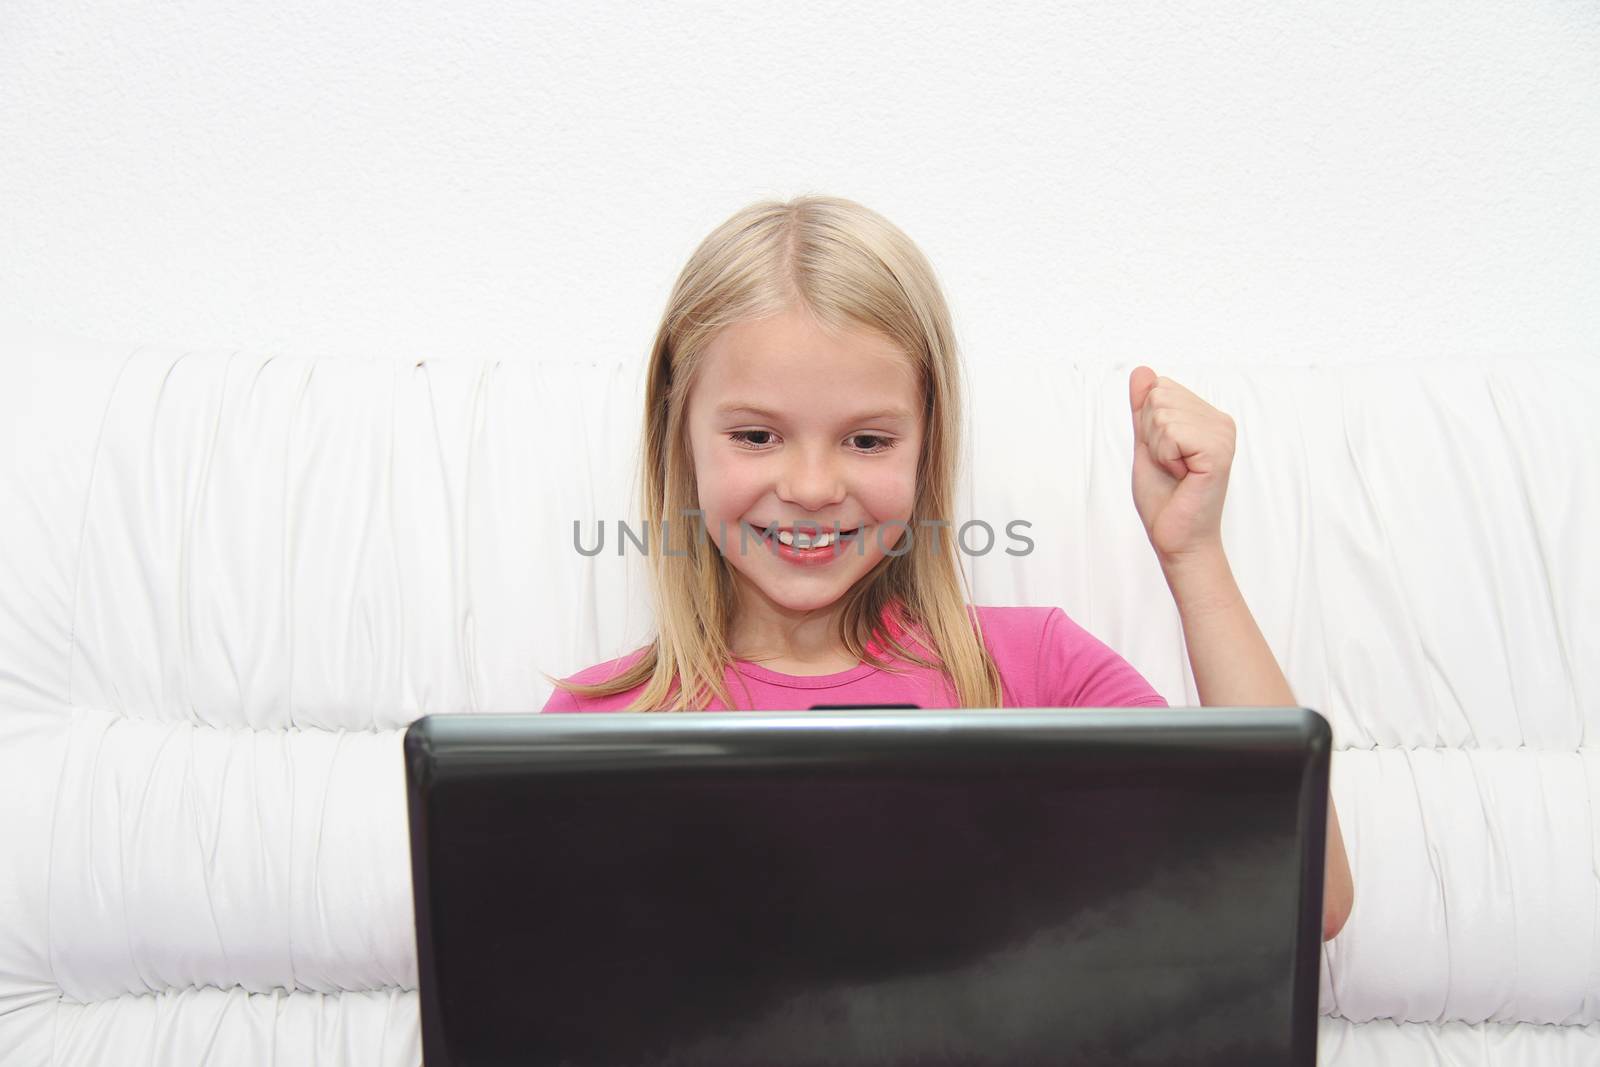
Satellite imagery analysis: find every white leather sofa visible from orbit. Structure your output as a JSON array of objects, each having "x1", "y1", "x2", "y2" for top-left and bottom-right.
[{"x1": 2, "y1": 325, "x2": 1596, "y2": 1064}]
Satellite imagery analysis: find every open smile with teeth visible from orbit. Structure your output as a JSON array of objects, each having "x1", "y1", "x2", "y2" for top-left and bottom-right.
[{"x1": 759, "y1": 525, "x2": 862, "y2": 549}]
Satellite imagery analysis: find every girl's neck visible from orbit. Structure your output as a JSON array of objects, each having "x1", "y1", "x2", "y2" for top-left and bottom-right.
[
  {"x1": 728, "y1": 620, "x2": 855, "y2": 671},
  {"x1": 726, "y1": 593, "x2": 907, "y2": 674},
  {"x1": 727, "y1": 593, "x2": 855, "y2": 671}
]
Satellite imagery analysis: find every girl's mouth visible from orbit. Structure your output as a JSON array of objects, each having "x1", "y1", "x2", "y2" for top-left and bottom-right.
[
  {"x1": 759, "y1": 525, "x2": 861, "y2": 549},
  {"x1": 752, "y1": 524, "x2": 865, "y2": 564}
]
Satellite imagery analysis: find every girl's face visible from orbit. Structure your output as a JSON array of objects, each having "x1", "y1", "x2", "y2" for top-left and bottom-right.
[{"x1": 685, "y1": 306, "x2": 925, "y2": 622}]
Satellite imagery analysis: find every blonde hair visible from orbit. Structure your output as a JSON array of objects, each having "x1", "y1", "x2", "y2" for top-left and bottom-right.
[{"x1": 545, "y1": 194, "x2": 1005, "y2": 710}]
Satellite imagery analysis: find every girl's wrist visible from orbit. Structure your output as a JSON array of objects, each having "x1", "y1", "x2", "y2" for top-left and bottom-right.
[
  {"x1": 1156, "y1": 541, "x2": 1242, "y2": 617},
  {"x1": 1155, "y1": 537, "x2": 1227, "y2": 576}
]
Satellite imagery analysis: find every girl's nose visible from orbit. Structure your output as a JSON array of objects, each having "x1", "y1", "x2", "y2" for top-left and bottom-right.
[{"x1": 777, "y1": 446, "x2": 846, "y2": 513}]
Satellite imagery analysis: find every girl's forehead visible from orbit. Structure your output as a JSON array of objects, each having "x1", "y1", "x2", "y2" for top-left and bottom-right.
[
  {"x1": 705, "y1": 310, "x2": 910, "y2": 368},
  {"x1": 690, "y1": 353, "x2": 921, "y2": 428},
  {"x1": 695, "y1": 320, "x2": 918, "y2": 397}
]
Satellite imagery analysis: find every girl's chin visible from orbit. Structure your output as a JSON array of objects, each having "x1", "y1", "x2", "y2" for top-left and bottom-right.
[{"x1": 730, "y1": 560, "x2": 867, "y2": 609}]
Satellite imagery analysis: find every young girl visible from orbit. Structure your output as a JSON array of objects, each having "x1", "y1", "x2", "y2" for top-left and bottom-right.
[{"x1": 541, "y1": 195, "x2": 1353, "y2": 941}]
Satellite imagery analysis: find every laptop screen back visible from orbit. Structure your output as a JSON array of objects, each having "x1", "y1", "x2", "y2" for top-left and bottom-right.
[{"x1": 404, "y1": 707, "x2": 1329, "y2": 1067}]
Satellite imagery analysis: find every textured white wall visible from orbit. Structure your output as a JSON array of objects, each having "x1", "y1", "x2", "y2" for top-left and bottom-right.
[{"x1": 1, "y1": 0, "x2": 1596, "y2": 367}]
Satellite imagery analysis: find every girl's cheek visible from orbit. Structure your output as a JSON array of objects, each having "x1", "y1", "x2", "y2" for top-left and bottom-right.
[
  {"x1": 693, "y1": 460, "x2": 760, "y2": 540},
  {"x1": 702, "y1": 454, "x2": 754, "y2": 503},
  {"x1": 862, "y1": 463, "x2": 919, "y2": 517}
]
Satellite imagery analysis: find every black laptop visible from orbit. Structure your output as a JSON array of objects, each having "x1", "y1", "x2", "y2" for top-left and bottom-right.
[{"x1": 403, "y1": 707, "x2": 1329, "y2": 1066}]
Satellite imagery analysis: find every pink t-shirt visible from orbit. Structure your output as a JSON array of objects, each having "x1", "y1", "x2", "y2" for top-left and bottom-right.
[{"x1": 541, "y1": 605, "x2": 1168, "y2": 712}]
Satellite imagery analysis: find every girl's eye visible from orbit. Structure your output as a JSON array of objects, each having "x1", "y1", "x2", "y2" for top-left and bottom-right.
[
  {"x1": 726, "y1": 431, "x2": 898, "y2": 454},
  {"x1": 848, "y1": 434, "x2": 897, "y2": 454}
]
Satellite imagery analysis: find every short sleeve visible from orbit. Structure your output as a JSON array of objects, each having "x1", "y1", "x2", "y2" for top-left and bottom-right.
[
  {"x1": 542, "y1": 685, "x2": 582, "y2": 712},
  {"x1": 1037, "y1": 607, "x2": 1168, "y2": 708}
]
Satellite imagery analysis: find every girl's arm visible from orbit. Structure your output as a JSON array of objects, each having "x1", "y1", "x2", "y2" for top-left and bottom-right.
[
  {"x1": 1127, "y1": 367, "x2": 1355, "y2": 943},
  {"x1": 1160, "y1": 546, "x2": 1354, "y2": 942}
]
